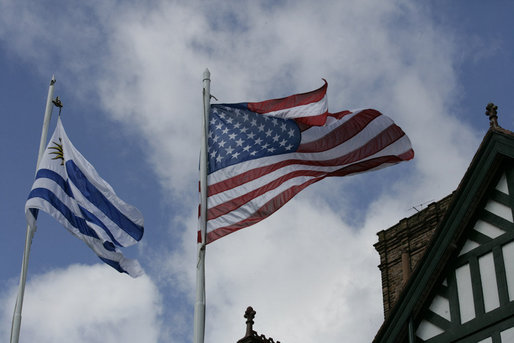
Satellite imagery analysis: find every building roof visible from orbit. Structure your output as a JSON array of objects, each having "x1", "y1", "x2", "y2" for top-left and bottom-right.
[{"x1": 373, "y1": 114, "x2": 514, "y2": 343}]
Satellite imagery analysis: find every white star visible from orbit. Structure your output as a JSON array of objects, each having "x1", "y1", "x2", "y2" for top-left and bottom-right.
[
  {"x1": 273, "y1": 134, "x2": 280, "y2": 142},
  {"x1": 225, "y1": 146, "x2": 234, "y2": 154},
  {"x1": 232, "y1": 151, "x2": 240, "y2": 159},
  {"x1": 265, "y1": 129, "x2": 273, "y2": 136},
  {"x1": 235, "y1": 138, "x2": 244, "y2": 146},
  {"x1": 228, "y1": 133, "x2": 237, "y2": 140},
  {"x1": 216, "y1": 154, "x2": 223, "y2": 162},
  {"x1": 219, "y1": 140, "x2": 226, "y2": 147},
  {"x1": 258, "y1": 124, "x2": 265, "y2": 132},
  {"x1": 288, "y1": 128, "x2": 295, "y2": 137}
]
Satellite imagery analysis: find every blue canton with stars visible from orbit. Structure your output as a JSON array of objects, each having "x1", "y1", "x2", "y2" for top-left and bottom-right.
[{"x1": 208, "y1": 104, "x2": 301, "y2": 174}]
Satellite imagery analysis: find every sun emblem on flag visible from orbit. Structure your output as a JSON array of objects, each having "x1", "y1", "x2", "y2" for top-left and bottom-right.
[{"x1": 49, "y1": 138, "x2": 64, "y2": 165}]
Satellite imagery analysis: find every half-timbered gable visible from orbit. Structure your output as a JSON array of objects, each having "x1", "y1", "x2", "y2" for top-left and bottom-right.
[
  {"x1": 374, "y1": 117, "x2": 514, "y2": 343},
  {"x1": 416, "y1": 168, "x2": 514, "y2": 342}
]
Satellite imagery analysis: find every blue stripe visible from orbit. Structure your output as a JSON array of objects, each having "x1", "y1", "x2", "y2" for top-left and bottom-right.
[
  {"x1": 35, "y1": 169, "x2": 74, "y2": 198},
  {"x1": 28, "y1": 188, "x2": 100, "y2": 240},
  {"x1": 103, "y1": 241, "x2": 116, "y2": 251},
  {"x1": 99, "y1": 256, "x2": 128, "y2": 274},
  {"x1": 66, "y1": 160, "x2": 144, "y2": 241},
  {"x1": 79, "y1": 205, "x2": 123, "y2": 247}
]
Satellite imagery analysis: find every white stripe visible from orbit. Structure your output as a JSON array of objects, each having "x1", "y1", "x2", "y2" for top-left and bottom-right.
[
  {"x1": 261, "y1": 94, "x2": 328, "y2": 119},
  {"x1": 79, "y1": 234, "x2": 143, "y2": 277},
  {"x1": 25, "y1": 196, "x2": 83, "y2": 242},
  {"x1": 29, "y1": 177, "x2": 81, "y2": 215},
  {"x1": 86, "y1": 221, "x2": 118, "y2": 246}
]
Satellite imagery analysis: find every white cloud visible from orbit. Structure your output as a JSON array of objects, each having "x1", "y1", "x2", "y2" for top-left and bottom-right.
[
  {"x1": 0, "y1": 0, "x2": 487, "y2": 342},
  {"x1": 1, "y1": 264, "x2": 162, "y2": 343}
]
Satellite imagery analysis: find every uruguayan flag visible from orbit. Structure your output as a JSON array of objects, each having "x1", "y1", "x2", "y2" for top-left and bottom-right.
[{"x1": 26, "y1": 118, "x2": 144, "y2": 277}]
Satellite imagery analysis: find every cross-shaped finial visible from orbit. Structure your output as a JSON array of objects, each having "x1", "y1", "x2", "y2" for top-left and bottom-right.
[
  {"x1": 485, "y1": 103, "x2": 499, "y2": 128},
  {"x1": 244, "y1": 306, "x2": 256, "y2": 338}
]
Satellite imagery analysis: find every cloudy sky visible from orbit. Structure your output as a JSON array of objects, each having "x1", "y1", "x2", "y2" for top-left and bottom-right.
[{"x1": 1, "y1": 1, "x2": 513, "y2": 342}]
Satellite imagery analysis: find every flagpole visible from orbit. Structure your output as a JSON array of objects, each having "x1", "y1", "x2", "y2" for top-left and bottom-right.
[
  {"x1": 194, "y1": 68, "x2": 210, "y2": 343},
  {"x1": 10, "y1": 75, "x2": 56, "y2": 343}
]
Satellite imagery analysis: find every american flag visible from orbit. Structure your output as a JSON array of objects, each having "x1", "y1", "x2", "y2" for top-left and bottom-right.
[{"x1": 201, "y1": 82, "x2": 414, "y2": 243}]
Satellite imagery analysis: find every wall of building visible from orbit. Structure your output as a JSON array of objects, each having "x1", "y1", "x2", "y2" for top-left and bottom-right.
[{"x1": 374, "y1": 194, "x2": 454, "y2": 318}]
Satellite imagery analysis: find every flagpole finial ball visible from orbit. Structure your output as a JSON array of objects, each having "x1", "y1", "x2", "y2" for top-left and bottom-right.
[{"x1": 485, "y1": 103, "x2": 499, "y2": 128}]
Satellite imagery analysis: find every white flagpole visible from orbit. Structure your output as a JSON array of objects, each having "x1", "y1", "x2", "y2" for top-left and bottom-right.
[
  {"x1": 10, "y1": 75, "x2": 56, "y2": 343},
  {"x1": 194, "y1": 68, "x2": 210, "y2": 343}
]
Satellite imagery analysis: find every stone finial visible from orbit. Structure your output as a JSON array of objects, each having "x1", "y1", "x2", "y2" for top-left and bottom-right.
[
  {"x1": 485, "y1": 103, "x2": 499, "y2": 128},
  {"x1": 244, "y1": 306, "x2": 256, "y2": 338}
]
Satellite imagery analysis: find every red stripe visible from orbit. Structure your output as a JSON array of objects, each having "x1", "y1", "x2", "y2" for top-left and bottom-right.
[
  {"x1": 208, "y1": 120, "x2": 405, "y2": 197},
  {"x1": 297, "y1": 109, "x2": 381, "y2": 153},
  {"x1": 247, "y1": 80, "x2": 327, "y2": 114},
  {"x1": 326, "y1": 150, "x2": 414, "y2": 178},
  {"x1": 205, "y1": 150, "x2": 414, "y2": 244},
  {"x1": 207, "y1": 124, "x2": 408, "y2": 219},
  {"x1": 294, "y1": 112, "x2": 328, "y2": 126},
  {"x1": 328, "y1": 110, "x2": 353, "y2": 120},
  {"x1": 296, "y1": 110, "x2": 352, "y2": 132}
]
